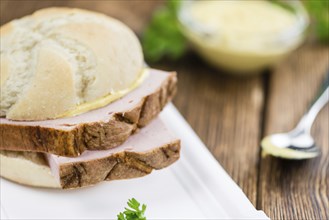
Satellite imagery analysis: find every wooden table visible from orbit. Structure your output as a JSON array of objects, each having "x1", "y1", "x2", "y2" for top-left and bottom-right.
[{"x1": 1, "y1": 1, "x2": 328, "y2": 219}]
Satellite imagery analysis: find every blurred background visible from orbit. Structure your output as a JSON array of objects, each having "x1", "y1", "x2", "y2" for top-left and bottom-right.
[{"x1": 1, "y1": 1, "x2": 328, "y2": 219}]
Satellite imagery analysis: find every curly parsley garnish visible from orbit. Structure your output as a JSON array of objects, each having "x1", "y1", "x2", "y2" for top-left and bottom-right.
[
  {"x1": 117, "y1": 198, "x2": 147, "y2": 220},
  {"x1": 141, "y1": 0, "x2": 187, "y2": 62}
]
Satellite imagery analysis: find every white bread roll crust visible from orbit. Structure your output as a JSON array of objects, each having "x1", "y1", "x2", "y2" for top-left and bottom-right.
[{"x1": 0, "y1": 7, "x2": 144, "y2": 120}]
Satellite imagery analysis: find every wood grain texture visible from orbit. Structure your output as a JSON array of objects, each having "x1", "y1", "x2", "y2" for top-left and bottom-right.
[
  {"x1": 155, "y1": 55, "x2": 264, "y2": 206},
  {"x1": 0, "y1": 0, "x2": 160, "y2": 34},
  {"x1": 259, "y1": 45, "x2": 329, "y2": 219}
]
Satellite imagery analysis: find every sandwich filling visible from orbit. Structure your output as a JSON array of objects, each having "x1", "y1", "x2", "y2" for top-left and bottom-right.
[{"x1": 56, "y1": 68, "x2": 148, "y2": 118}]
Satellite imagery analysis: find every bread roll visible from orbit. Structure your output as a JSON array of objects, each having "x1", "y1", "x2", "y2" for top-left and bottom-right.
[{"x1": 0, "y1": 8, "x2": 144, "y2": 120}]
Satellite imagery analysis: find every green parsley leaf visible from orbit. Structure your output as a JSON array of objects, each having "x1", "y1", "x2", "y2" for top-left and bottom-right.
[
  {"x1": 117, "y1": 212, "x2": 126, "y2": 220},
  {"x1": 117, "y1": 198, "x2": 147, "y2": 220},
  {"x1": 142, "y1": 0, "x2": 187, "y2": 62},
  {"x1": 304, "y1": 0, "x2": 329, "y2": 43}
]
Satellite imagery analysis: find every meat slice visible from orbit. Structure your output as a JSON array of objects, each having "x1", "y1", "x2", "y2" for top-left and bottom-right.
[
  {"x1": 0, "y1": 69, "x2": 177, "y2": 157},
  {"x1": 0, "y1": 118, "x2": 180, "y2": 189}
]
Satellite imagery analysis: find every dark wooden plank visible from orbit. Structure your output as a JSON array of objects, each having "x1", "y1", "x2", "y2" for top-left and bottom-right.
[
  {"x1": 1, "y1": 1, "x2": 70, "y2": 25},
  {"x1": 155, "y1": 55, "x2": 265, "y2": 206},
  {"x1": 259, "y1": 45, "x2": 329, "y2": 219},
  {"x1": 0, "y1": 0, "x2": 160, "y2": 34}
]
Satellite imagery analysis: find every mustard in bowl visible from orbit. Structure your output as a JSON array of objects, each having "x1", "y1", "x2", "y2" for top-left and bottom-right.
[{"x1": 178, "y1": 0, "x2": 309, "y2": 74}]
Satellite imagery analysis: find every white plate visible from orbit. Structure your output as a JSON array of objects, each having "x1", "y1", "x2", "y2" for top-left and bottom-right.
[{"x1": 0, "y1": 104, "x2": 268, "y2": 219}]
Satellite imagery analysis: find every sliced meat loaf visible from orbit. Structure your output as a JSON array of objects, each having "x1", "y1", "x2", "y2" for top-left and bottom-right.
[
  {"x1": 0, "y1": 69, "x2": 177, "y2": 157},
  {"x1": 0, "y1": 117, "x2": 180, "y2": 189}
]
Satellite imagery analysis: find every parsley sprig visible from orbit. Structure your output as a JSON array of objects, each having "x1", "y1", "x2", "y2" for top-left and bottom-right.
[
  {"x1": 117, "y1": 198, "x2": 147, "y2": 220},
  {"x1": 304, "y1": 0, "x2": 329, "y2": 43},
  {"x1": 141, "y1": 0, "x2": 187, "y2": 62}
]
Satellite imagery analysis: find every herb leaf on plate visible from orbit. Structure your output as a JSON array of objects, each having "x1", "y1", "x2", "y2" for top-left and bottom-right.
[{"x1": 117, "y1": 198, "x2": 147, "y2": 220}]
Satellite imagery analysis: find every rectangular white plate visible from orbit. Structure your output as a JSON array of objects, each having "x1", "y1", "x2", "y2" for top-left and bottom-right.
[{"x1": 0, "y1": 104, "x2": 268, "y2": 219}]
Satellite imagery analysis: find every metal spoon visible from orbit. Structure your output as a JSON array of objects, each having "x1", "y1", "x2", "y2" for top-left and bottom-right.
[{"x1": 261, "y1": 72, "x2": 329, "y2": 159}]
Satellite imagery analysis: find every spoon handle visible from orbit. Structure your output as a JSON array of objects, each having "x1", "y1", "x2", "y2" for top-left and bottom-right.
[{"x1": 297, "y1": 71, "x2": 329, "y2": 133}]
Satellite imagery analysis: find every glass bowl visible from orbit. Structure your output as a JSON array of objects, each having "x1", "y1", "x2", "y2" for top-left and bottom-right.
[{"x1": 178, "y1": 0, "x2": 309, "y2": 74}]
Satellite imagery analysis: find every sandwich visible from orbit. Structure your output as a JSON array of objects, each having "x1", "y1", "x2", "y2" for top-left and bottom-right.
[{"x1": 0, "y1": 8, "x2": 180, "y2": 189}]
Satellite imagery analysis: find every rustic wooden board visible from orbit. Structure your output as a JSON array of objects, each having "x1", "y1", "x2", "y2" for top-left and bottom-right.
[
  {"x1": 0, "y1": 0, "x2": 160, "y2": 34},
  {"x1": 258, "y1": 45, "x2": 329, "y2": 219},
  {"x1": 155, "y1": 55, "x2": 264, "y2": 206}
]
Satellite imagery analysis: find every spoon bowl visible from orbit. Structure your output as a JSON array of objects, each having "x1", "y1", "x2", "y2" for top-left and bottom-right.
[
  {"x1": 261, "y1": 132, "x2": 319, "y2": 159},
  {"x1": 261, "y1": 72, "x2": 328, "y2": 160}
]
